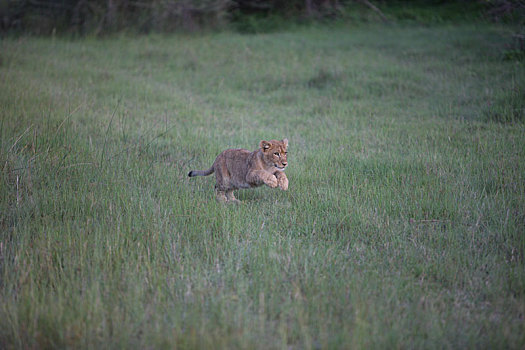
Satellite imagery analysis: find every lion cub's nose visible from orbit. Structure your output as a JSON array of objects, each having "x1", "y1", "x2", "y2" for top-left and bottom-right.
[{"x1": 282, "y1": 162, "x2": 287, "y2": 166}]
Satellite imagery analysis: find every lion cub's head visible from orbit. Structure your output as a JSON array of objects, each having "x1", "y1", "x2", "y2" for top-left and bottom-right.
[{"x1": 260, "y1": 139, "x2": 288, "y2": 171}]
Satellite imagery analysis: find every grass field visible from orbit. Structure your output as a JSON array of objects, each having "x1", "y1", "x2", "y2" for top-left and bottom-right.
[{"x1": 1, "y1": 23, "x2": 524, "y2": 348}]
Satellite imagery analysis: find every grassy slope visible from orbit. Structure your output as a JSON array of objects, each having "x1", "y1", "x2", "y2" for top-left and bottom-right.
[{"x1": 1, "y1": 23, "x2": 524, "y2": 348}]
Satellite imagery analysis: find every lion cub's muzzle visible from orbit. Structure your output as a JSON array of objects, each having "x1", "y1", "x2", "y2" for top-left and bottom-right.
[{"x1": 274, "y1": 162, "x2": 287, "y2": 171}]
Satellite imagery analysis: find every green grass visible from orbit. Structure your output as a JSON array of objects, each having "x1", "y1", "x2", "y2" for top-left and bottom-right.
[{"x1": 1, "y1": 23, "x2": 524, "y2": 349}]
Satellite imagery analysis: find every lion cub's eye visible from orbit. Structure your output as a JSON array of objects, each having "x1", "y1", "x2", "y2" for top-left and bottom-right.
[{"x1": 274, "y1": 152, "x2": 280, "y2": 157}]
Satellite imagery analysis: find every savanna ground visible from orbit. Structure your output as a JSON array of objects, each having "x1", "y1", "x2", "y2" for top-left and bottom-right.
[{"x1": 1, "y1": 22, "x2": 524, "y2": 349}]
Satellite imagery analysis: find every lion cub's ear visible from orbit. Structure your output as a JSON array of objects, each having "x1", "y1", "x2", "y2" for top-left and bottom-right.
[
  {"x1": 282, "y1": 138, "x2": 288, "y2": 148},
  {"x1": 260, "y1": 140, "x2": 272, "y2": 151}
]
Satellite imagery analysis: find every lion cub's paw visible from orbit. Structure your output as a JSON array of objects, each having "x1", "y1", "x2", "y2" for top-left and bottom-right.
[
  {"x1": 278, "y1": 176, "x2": 288, "y2": 191},
  {"x1": 265, "y1": 175, "x2": 278, "y2": 188}
]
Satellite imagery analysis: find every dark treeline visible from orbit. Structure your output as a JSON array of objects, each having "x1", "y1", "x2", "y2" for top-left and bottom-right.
[{"x1": 0, "y1": 0, "x2": 523, "y2": 35}]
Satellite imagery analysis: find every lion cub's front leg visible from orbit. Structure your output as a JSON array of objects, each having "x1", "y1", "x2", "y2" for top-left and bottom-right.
[
  {"x1": 247, "y1": 170, "x2": 278, "y2": 188},
  {"x1": 275, "y1": 171, "x2": 288, "y2": 191}
]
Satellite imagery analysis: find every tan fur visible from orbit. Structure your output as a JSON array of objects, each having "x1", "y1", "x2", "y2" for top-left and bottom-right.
[{"x1": 188, "y1": 139, "x2": 289, "y2": 203}]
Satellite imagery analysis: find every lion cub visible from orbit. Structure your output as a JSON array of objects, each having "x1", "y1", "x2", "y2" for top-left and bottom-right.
[{"x1": 188, "y1": 139, "x2": 289, "y2": 203}]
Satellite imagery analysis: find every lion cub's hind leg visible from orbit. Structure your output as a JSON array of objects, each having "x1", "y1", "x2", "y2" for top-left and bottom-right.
[
  {"x1": 215, "y1": 189, "x2": 240, "y2": 204},
  {"x1": 216, "y1": 190, "x2": 228, "y2": 203},
  {"x1": 226, "y1": 190, "x2": 241, "y2": 204}
]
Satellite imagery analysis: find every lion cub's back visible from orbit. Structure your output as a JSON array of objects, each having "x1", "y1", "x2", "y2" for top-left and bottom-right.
[
  {"x1": 214, "y1": 148, "x2": 252, "y2": 182},
  {"x1": 215, "y1": 148, "x2": 252, "y2": 169}
]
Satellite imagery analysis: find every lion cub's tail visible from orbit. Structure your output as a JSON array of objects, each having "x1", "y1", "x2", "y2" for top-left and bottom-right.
[{"x1": 188, "y1": 166, "x2": 214, "y2": 177}]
